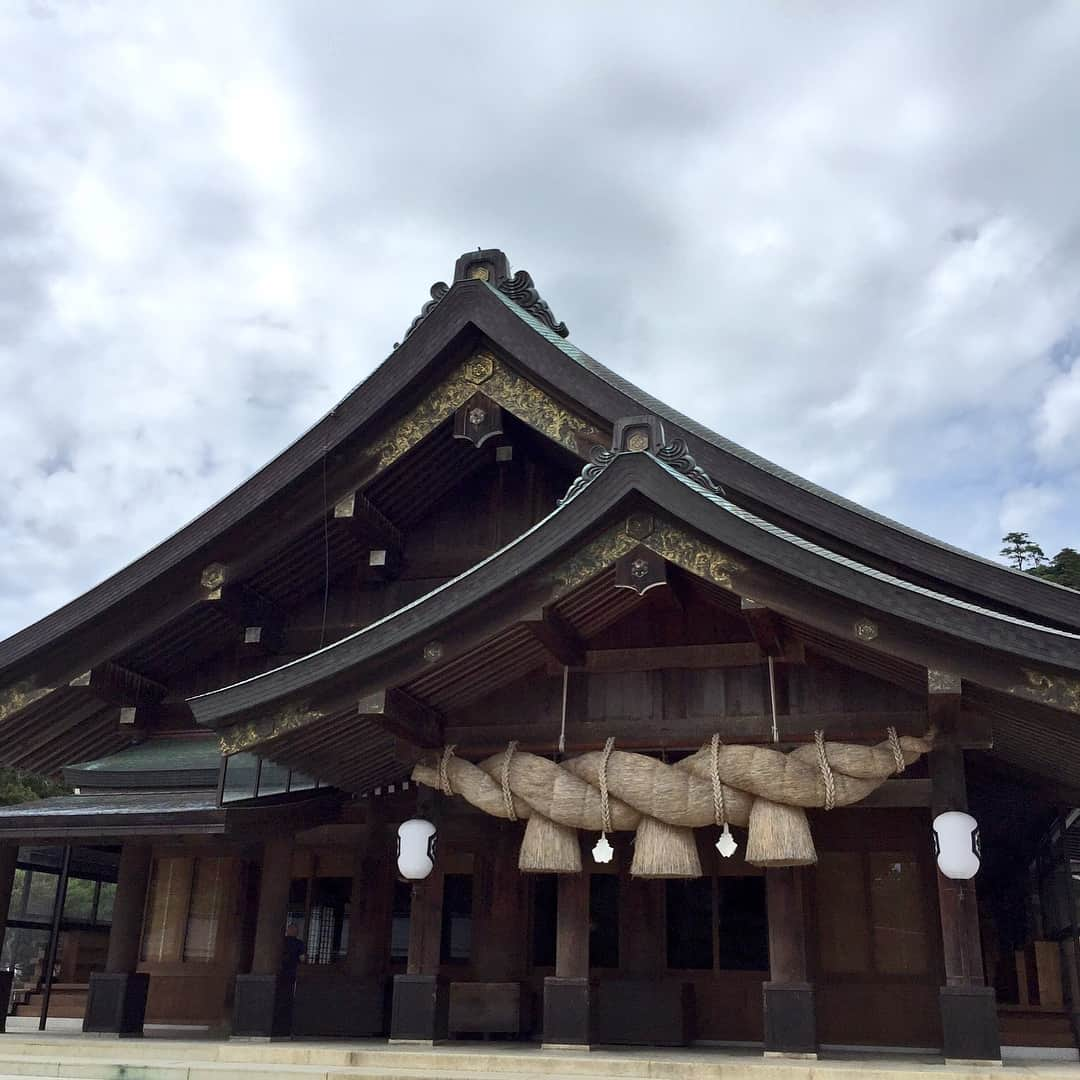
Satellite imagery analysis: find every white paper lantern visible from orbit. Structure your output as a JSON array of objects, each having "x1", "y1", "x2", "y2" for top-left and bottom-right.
[
  {"x1": 397, "y1": 818, "x2": 437, "y2": 880},
  {"x1": 932, "y1": 811, "x2": 980, "y2": 880}
]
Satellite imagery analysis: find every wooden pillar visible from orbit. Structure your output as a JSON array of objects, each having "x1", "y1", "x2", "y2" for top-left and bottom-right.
[
  {"x1": 762, "y1": 866, "x2": 816, "y2": 1056},
  {"x1": 0, "y1": 846, "x2": 17, "y2": 1033},
  {"x1": 347, "y1": 833, "x2": 394, "y2": 978},
  {"x1": 0, "y1": 845, "x2": 18, "y2": 933},
  {"x1": 544, "y1": 865, "x2": 591, "y2": 1047},
  {"x1": 391, "y1": 790, "x2": 448, "y2": 1042},
  {"x1": 105, "y1": 844, "x2": 152, "y2": 973},
  {"x1": 232, "y1": 836, "x2": 295, "y2": 1037},
  {"x1": 473, "y1": 827, "x2": 526, "y2": 980},
  {"x1": 251, "y1": 837, "x2": 294, "y2": 975},
  {"x1": 84, "y1": 843, "x2": 151, "y2": 1035},
  {"x1": 929, "y1": 694, "x2": 1000, "y2": 1062}
]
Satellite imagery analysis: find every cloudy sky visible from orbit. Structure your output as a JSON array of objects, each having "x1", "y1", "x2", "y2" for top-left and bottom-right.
[{"x1": 2, "y1": 1, "x2": 1079, "y2": 640}]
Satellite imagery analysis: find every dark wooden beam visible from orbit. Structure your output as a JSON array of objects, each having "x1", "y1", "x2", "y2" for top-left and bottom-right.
[
  {"x1": 523, "y1": 610, "x2": 586, "y2": 669},
  {"x1": 741, "y1": 597, "x2": 784, "y2": 657},
  {"x1": 332, "y1": 489, "x2": 403, "y2": 548},
  {"x1": 445, "y1": 709, "x2": 930, "y2": 755},
  {"x1": 69, "y1": 662, "x2": 168, "y2": 706},
  {"x1": 581, "y1": 643, "x2": 763, "y2": 672},
  {"x1": 357, "y1": 689, "x2": 443, "y2": 749}
]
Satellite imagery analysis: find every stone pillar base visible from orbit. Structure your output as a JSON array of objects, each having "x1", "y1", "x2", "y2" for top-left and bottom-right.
[
  {"x1": 939, "y1": 984, "x2": 1001, "y2": 1062},
  {"x1": 232, "y1": 973, "x2": 293, "y2": 1038},
  {"x1": 390, "y1": 974, "x2": 447, "y2": 1042},
  {"x1": 543, "y1": 976, "x2": 591, "y2": 1049},
  {"x1": 763, "y1": 980, "x2": 816, "y2": 1055},
  {"x1": 83, "y1": 972, "x2": 150, "y2": 1036}
]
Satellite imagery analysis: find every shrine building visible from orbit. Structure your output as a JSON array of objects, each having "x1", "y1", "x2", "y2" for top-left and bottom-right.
[{"x1": 0, "y1": 249, "x2": 1079, "y2": 1065}]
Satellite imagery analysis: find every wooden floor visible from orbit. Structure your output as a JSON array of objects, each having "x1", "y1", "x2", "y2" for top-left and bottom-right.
[{"x1": 0, "y1": 1024, "x2": 1077, "y2": 1080}]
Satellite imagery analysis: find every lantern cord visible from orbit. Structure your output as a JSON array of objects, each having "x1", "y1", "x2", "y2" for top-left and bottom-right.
[
  {"x1": 558, "y1": 665, "x2": 568, "y2": 756},
  {"x1": 710, "y1": 732, "x2": 727, "y2": 827},
  {"x1": 768, "y1": 655, "x2": 779, "y2": 743},
  {"x1": 438, "y1": 744, "x2": 456, "y2": 796},
  {"x1": 501, "y1": 741, "x2": 519, "y2": 822},
  {"x1": 814, "y1": 729, "x2": 836, "y2": 810},
  {"x1": 318, "y1": 441, "x2": 331, "y2": 651},
  {"x1": 887, "y1": 726, "x2": 906, "y2": 774},
  {"x1": 599, "y1": 736, "x2": 615, "y2": 837}
]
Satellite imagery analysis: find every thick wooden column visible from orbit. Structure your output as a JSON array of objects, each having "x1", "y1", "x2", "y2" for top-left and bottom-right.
[
  {"x1": 347, "y1": 834, "x2": 394, "y2": 978},
  {"x1": 929, "y1": 686, "x2": 1000, "y2": 1062},
  {"x1": 0, "y1": 846, "x2": 17, "y2": 1033},
  {"x1": 0, "y1": 845, "x2": 17, "y2": 931},
  {"x1": 391, "y1": 792, "x2": 448, "y2": 1042},
  {"x1": 762, "y1": 867, "x2": 816, "y2": 1056},
  {"x1": 233, "y1": 836, "x2": 295, "y2": 1037},
  {"x1": 544, "y1": 867, "x2": 591, "y2": 1047},
  {"x1": 473, "y1": 829, "x2": 526, "y2": 980},
  {"x1": 251, "y1": 837, "x2": 294, "y2": 975},
  {"x1": 84, "y1": 843, "x2": 152, "y2": 1035}
]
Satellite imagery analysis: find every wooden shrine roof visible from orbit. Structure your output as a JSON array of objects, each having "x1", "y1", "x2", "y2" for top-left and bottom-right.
[
  {"x1": 2, "y1": 248, "x2": 1078, "y2": 701},
  {"x1": 0, "y1": 788, "x2": 341, "y2": 842},
  {"x1": 189, "y1": 443, "x2": 1080, "y2": 789}
]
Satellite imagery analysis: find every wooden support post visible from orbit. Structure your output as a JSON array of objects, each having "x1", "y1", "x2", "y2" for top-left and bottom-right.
[
  {"x1": 0, "y1": 846, "x2": 16, "y2": 1033},
  {"x1": 544, "y1": 866, "x2": 591, "y2": 1047},
  {"x1": 84, "y1": 843, "x2": 151, "y2": 1035},
  {"x1": 762, "y1": 867, "x2": 816, "y2": 1056},
  {"x1": 391, "y1": 789, "x2": 448, "y2": 1042},
  {"x1": 474, "y1": 826, "x2": 526, "y2": 980},
  {"x1": 232, "y1": 837, "x2": 295, "y2": 1038},
  {"x1": 347, "y1": 834, "x2": 394, "y2": 979},
  {"x1": 930, "y1": 674, "x2": 1000, "y2": 1062}
]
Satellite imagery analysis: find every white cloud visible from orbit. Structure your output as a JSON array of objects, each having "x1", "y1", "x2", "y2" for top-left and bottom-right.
[{"x1": 1, "y1": 1, "x2": 1080, "y2": 640}]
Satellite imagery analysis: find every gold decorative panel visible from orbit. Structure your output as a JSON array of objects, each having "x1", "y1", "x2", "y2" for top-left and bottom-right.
[
  {"x1": 372, "y1": 350, "x2": 602, "y2": 472},
  {"x1": 1013, "y1": 669, "x2": 1080, "y2": 715}
]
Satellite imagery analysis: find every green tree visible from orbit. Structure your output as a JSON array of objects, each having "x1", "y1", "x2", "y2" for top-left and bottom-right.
[
  {"x1": 1000, "y1": 531, "x2": 1047, "y2": 571},
  {"x1": 0, "y1": 768, "x2": 69, "y2": 807},
  {"x1": 1030, "y1": 547, "x2": 1080, "y2": 591}
]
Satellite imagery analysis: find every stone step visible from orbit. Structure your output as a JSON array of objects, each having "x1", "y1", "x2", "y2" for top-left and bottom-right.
[{"x1": 0, "y1": 1042, "x2": 1076, "y2": 1080}]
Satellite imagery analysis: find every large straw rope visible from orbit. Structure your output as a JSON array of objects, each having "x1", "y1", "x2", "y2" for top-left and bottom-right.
[{"x1": 411, "y1": 728, "x2": 933, "y2": 873}]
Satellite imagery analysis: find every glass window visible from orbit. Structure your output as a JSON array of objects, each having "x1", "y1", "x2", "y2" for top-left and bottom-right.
[
  {"x1": 530, "y1": 876, "x2": 557, "y2": 969},
  {"x1": 718, "y1": 876, "x2": 769, "y2": 971},
  {"x1": 440, "y1": 874, "x2": 473, "y2": 964},
  {"x1": 870, "y1": 853, "x2": 929, "y2": 975},
  {"x1": 62, "y1": 877, "x2": 96, "y2": 922},
  {"x1": 221, "y1": 754, "x2": 259, "y2": 803},
  {"x1": 183, "y1": 857, "x2": 225, "y2": 962},
  {"x1": 96, "y1": 882, "x2": 116, "y2": 925},
  {"x1": 0, "y1": 927, "x2": 52, "y2": 989},
  {"x1": 667, "y1": 878, "x2": 713, "y2": 969},
  {"x1": 306, "y1": 876, "x2": 351, "y2": 964},
  {"x1": 257, "y1": 761, "x2": 289, "y2": 798},
  {"x1": 589, "y1": 874, "x2": 619, "y2": 969},
  {"x1": 24, "y1": 869, "x2": 59, "y2": 920}
]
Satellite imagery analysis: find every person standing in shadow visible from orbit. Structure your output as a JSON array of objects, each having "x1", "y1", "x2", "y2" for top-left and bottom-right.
[{"x1": 280, "y1": 923, "x2": 306, "y2": 1035}]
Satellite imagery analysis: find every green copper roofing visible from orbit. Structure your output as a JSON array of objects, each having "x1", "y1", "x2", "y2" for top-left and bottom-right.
[
  {"x1": 483, "y1": 280, "x2": 1074, "y2": 590},
  {"x1": 650, "y1": 457, "x2": 1080, "y2": 641},
  {"x1": 65, "y1": 736, "x2": 221, "y2": 788}
]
